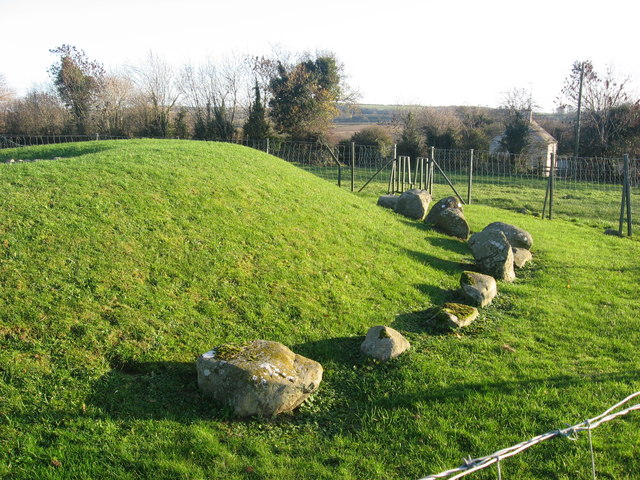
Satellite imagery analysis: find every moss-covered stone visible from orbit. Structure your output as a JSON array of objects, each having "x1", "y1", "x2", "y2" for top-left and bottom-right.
[
  {"x1": 197, "y1": 340, "x2": 323, "y2": 417},
  {"x1": 361, "y1": 325, "x2": 410, "y2": 361},
  {"x1": 431, "y1": 302, "x2": 479, "y2": 329},
  {"x1": 459, "y1": 271, "x2": 497, "y2": 307},
  {"x1": 213, "y1": 343, "x2": 249, "y2": 361}
]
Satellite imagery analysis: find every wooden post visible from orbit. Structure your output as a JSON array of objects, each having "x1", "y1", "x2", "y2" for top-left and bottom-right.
[
  {"x1": 549, "y1": 152, "x2": 555, "y2": 220},
  {"x1": 429, "y1": 147, "x2": 435, "y2": 195},
  {"x1": 625, "y1": 154, "x2": 633, "y2": 236},
  {"x1": 350, "y1": 142, "x2": 355, "y2": 192},
  {"x1": 467, "y1": 149, "x2": 474, "y2": 205},
  {"x1": 619, "y1": 154, "x2": 633, "y2": 236}
]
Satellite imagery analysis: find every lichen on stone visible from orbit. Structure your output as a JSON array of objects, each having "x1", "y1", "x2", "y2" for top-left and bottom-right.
[
  {"x1": 212, "y1": 342, "x2": 249, "y2": 361},
  {"x1": 460, "y1": 271, "x2": 477, "y2": 286},
  {"x1": 442, "y1": 302, "x2": 476, "y2": 318}
]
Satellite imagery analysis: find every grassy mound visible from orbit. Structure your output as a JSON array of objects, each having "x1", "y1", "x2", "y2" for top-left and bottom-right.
[{"x1": 1, "y1": 140, "x2": 639, "y2": 479}]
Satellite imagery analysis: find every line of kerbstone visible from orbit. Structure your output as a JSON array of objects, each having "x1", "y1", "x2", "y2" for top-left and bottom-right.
[{"x1": 361, "y1": 189, "x2": 535, "y2": 362}]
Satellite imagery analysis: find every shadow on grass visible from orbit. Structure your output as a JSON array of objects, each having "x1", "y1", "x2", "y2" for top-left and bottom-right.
[
  {"x1": 87, "y1": 361, "x2": 215, "y2": 422},
  {"x1": 293, "y1": 336, "x2": 363, "y2": 366},
  {"x1": 404, "y1": 248, "x2": 474, "y2": 274},
  {"x1": 0, "y1": 142, "x2": 118, "y2": 161},
  {"x1": 366, "y1": 369, "x2": 640, "y2": 412},
  {"x1": 425, "y1": 236, "x2": 471, "y2": 256}
]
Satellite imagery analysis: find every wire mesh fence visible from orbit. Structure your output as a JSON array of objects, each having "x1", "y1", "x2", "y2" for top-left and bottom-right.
[
  {"x1": 2, "y1": 134, "x2": 637, "y2": 232},
  {"x1": 0, "y1": 134, "x2": 127, "y2": 148}
]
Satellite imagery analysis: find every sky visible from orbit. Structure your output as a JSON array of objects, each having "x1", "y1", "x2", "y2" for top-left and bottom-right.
[{"x1": 1, "y1": 0, "x2": 639, "y2": 112}]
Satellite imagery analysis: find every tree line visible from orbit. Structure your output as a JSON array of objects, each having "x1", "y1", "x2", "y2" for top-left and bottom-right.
[
  {"x1": 1, "y1": 50, "x2": 639, "y2": 158},
  {"x1": 346, "y1": 62, "x2": 640, "y2": 159},
  {"x1": 0, "y1": 45, "x2": 353, "y2": 142}
]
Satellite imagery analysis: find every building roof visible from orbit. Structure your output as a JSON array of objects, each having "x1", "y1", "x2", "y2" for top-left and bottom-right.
[{"x1": 529, "y1": 120, "x2": 557, "y2": 145}]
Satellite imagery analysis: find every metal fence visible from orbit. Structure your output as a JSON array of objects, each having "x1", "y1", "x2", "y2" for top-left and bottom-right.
[
  {"x1": 0, "y1": 134, "x2": 127, "y2": 148},
  {"x1": 2, "y1": 135, "x2": 637, "y2": 232}
]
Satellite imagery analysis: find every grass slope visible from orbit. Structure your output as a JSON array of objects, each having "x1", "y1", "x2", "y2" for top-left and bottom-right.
[{"x1": 1, "y1": 139, "x2": 639, "y2": 479}]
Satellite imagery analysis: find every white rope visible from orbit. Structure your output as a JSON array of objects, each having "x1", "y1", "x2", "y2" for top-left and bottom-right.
[{"x1": 419, "y1": 391, "x2": 640, "y2": 480}]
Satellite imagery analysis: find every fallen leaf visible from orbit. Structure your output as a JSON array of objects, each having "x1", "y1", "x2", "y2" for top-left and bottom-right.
[
  {"x1": 502, "y1": 344, "x2": 516, "y2": 353},
  {"x1": 51, "y1": 458, "x2": 62, "y2": 467}
]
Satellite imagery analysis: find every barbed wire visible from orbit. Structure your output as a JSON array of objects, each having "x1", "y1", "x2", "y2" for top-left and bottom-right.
[{"x1": 419, "y1": 391, "x2": 640, "y2": 480}]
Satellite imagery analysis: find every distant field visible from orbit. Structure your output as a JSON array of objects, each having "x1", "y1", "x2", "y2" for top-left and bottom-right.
[
  {"x1": 329, "y1": 122, "x2": 396, "y2": 142},
  {"x1": 1, "y1": 140, "x2": 639, "y2": 479}
]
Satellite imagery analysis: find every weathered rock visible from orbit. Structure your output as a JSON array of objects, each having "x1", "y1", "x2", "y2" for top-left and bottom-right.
[
  {"x1": 377, "y1": 194, "x2": 399, "y2": 210},
  {"x1": 394, "y1": 189, "x2": 432, "y2": 220},
  {"x1": 468, "y1": 229, "x2": 516, "y2": 282},
  {"x1": 197, "y1": 340, "x2": 323, "y2": 417},
  {"x1": 431, "y1": 303, "x2": 479, "y2": 329},
  {"x1": 460, "y1": 271, "x2": 497, "y2": 307},
  {"x1": 360, "y1": 326, "x2": 410, "y2": 361},
  {"x1": 512, "y1": 247, "x2": 533, "y2": 268},
  {"x1": 424, "y1": 196, "x2": 470, "y2": 239},
  {"x1": 483, "y1": 222, "x2": 533, "y2": 250}
]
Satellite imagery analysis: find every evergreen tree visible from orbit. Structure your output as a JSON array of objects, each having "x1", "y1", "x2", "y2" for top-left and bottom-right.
[
  {"x1": 500, "y1": 110, "x2": 530, "y2": 154},
  {"x1": 268, "y1": 54, "x2": 342, "y2": 140},
  {"x1": 48, "y1": 45, "x2": 105, "y2": 134},
  {"x1": 243, "y1": 81, "x2": 270, "y2": 140}
]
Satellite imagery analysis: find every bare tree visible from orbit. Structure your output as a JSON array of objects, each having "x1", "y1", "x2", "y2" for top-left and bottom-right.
[
  {"x1": 94, "y1": 73, "x2": 135, "y2": 136},
  {"x1": 558, "y1": 61, "x2": 638, "y2": 155},
  {"x1": 130, "y1": 52, "x2": 180, "y2": 137},
  {"x1": 0, "y1": 73, "x2": 15, "y2": 131},
  {"x1": 5, "y1": 88, "x2": 67, "y2": 135},
  {"x1": 180, "y1": 55, "x2": 251, "y2": 139},
  {"x1": 415, "y1": 106, "x2": 463, "y2": 148},
  {"x1": 0, "y1": 73, "x2": 14, "y2": 103}
]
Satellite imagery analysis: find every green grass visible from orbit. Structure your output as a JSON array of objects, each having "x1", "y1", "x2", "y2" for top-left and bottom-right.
[
  {"x1": 299, "y1": 163, "x2": 638, "y2": 231},
  {"x1": 1, "y1": 139, "x2": 640, "y2": 479}
]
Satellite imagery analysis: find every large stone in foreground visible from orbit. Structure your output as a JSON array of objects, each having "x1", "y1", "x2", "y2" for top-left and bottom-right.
[
  {"x1": 468, "y1": 229, "x2": 516, "y2": 282},
  {"x1": 424, "y1": 196, "x2": 470, "y2": 239},
  {"x1": 460, "y1": 271, "x2": 497, "y2": 307},
  {"x1": 431, "y1": 303, "x2": 479, "y2": 329},
  {"x1": 483, "y1": 222, "x2": 533, "y2": 250},
  {"x1": 394, "y1": 189, "x2": 432, "y2": 220},
  {"x1": 377, "y1": 194, "x2": 399, "y2": 210},
  {"x1": 360, "y1": 326, "x2": 410, "y2": 361},
  {"x1": 197, "y1": 340, "x2": 323, "y2": 417}
]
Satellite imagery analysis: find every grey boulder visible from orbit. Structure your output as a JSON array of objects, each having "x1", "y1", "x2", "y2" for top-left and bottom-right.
[
  {"x1": 360, "y1": 326, "x2": 410, "y2": 361},
  {"x1": 424, "y1": 196, "x2": 470, "y2": 239},
  {"x1": 394, "y1": 189, "x2": 432, "y2": 220},
  {"x1": 460, "y1": 271, "x2": 497, "y2": 307},
  {"x1": 377, "y1": 194, "x2": 399, "y2": 210},
  {"x1": 430, "y1": 303, "x2": 479, "y2": 329},
  {"x1": 197, "y1": 340, "x2": 323, "y2": 417},
  {"x1": 483, "y1": 222, "x2": 533, "y2": 250},
  {"x1": 468, "y1": 229, "x2": 516, "y2": 282}
]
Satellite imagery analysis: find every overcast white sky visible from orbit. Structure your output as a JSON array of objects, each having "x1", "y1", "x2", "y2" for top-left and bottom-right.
[{"x1": 1, "y1": 0, "x2": 638, "y2": 112}]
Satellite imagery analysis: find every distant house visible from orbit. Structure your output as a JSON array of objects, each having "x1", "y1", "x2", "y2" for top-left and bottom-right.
[{"x1": 489, "y1": 118, "x2": 558, "y2": 176}]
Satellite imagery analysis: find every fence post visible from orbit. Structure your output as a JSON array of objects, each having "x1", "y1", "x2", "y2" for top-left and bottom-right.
[
  {"x1": 626, "y1": 154, "x2": 633, "y2": 236},
  {"x1": 549, "y1": 152, "x2": 555, "y2": 219},
  {"x1": 619, "y1": 154, "x2": 633, "y2": 236},
  {"x1": 467, "y1": 149, "x2": 474, "y2": 205},
  {"x1": 429, "y1": 147, "x2": 435, "y2": 195},
  {"x1": 266, "y1": 138, "x2": 270, "y2": 155},
  {"x1": 350, "y1": 142, "x2": 355, "y2": 192}
]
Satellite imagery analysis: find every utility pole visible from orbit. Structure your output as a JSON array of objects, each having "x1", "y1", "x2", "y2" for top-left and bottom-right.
[{"x1": 574, "y1": 62, "x2": 585, "y2": 158}]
